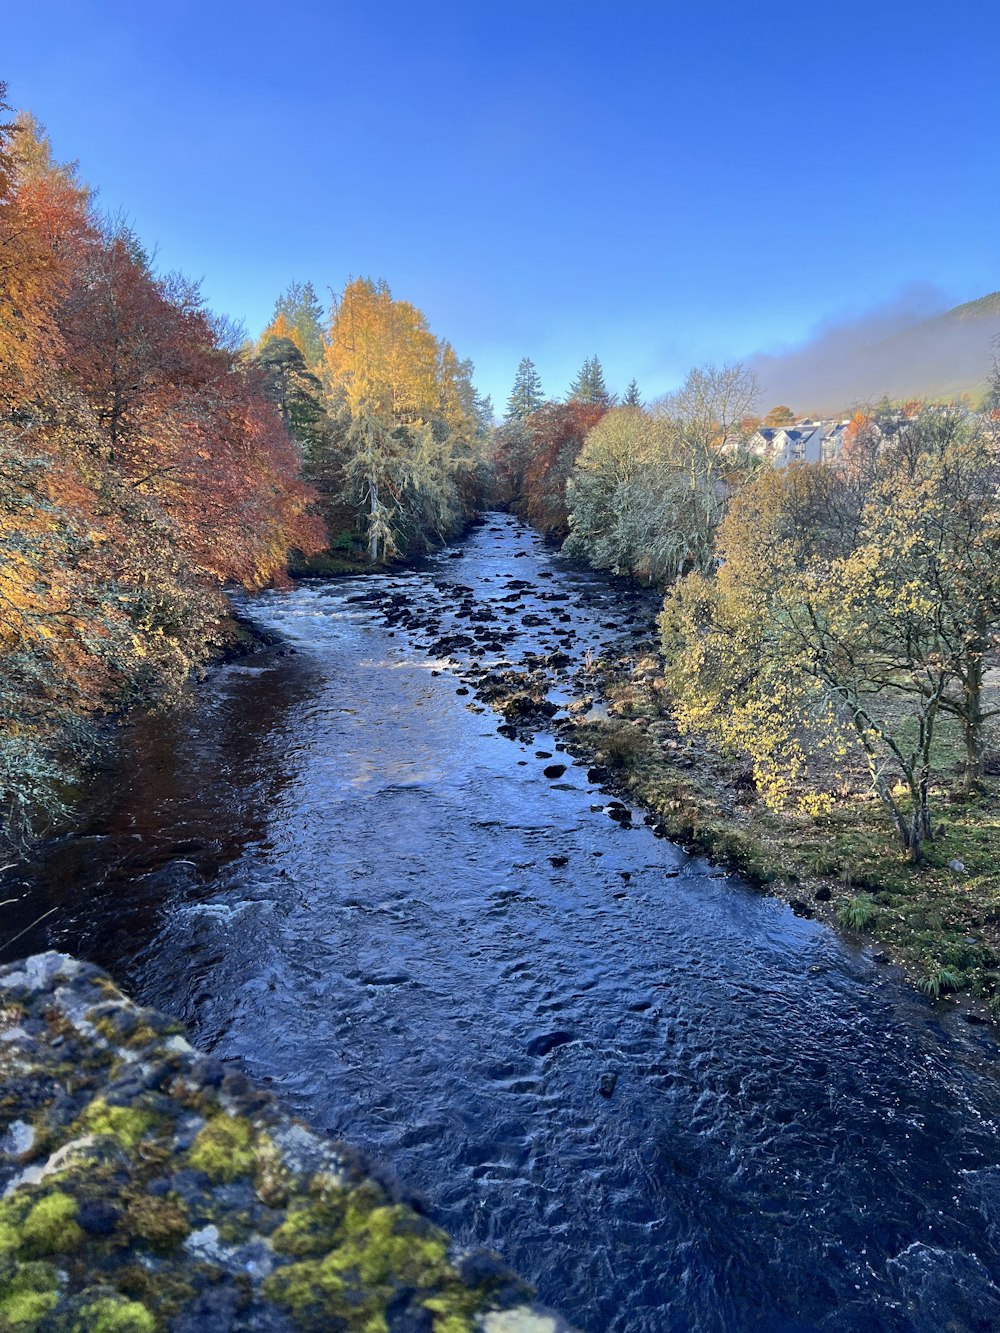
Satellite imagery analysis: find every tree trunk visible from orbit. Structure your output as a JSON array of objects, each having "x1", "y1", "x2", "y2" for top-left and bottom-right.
[{"x1": 368, "y1": 478, "x2": 380, "y2": 564}]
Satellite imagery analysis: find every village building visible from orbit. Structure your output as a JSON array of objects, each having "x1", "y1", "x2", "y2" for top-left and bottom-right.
[{"x1": 745, "y1": 418, "x2": 852, "y2": 466}]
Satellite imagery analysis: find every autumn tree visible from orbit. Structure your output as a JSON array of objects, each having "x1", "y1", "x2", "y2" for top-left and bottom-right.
[
  {"x1": 323, "y1": 277, "x2": 482, "y2": 561},
  {"x1": 661, "y1": 406, "x2": 1000, "y2": 859},
  {"x1": 0, "y1": 107, "x2": 325, "y2": 842},
  {"x1": 764, "y1": 404, "x2": 795, "y2": 426},
  {"x1": 0, "y1": 113, "x2": 89, "y2": 405},
  {"x1": 516, "y1": 400, "x2": 607, "y2": 538}
]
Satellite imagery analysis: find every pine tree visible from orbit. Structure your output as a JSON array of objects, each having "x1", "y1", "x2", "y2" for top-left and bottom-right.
[
  {"x1": 623, "y1": 378, "x2": 642, "y2": 409},
  {"x1": 473, "y1": 389, "x2": 495, "y2": 438},
  {"x1": 256, "y1": 336, "x2": 328, "y2": 458},
  {"x1": 264, "y1": 281, "x2": 326, "y2": 368},
  {"x1": 569, "y1": 355, "x2": 612, "y2": 407},
  {"x1": 505, "y1": 357, "x2": 545, "y2": 420}
]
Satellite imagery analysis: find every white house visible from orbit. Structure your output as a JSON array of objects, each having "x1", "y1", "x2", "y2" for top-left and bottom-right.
[{"x1": 745, "y1": 419, "x2": 851, "y2": 467}]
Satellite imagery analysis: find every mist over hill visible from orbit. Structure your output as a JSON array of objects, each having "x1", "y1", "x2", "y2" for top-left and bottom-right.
[{"x1": 748, "y1": 290, "x2": 1000, "y2": 416}]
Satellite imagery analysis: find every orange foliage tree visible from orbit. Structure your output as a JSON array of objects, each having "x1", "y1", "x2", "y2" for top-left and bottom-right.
[
  {"x1": 492, "y1": 401, "x2": 608, "y2": 540},
  {"x1": 0, "y1": 93, "x2": 324, "y2": 842}
]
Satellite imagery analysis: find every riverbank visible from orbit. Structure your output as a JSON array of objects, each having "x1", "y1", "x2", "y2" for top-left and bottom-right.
[
  {"x1": 0, "y1": 952, "x2": 573, "y2": 1333},
  {"x1": 540, "y1": 640, "x2": 1000, "y2": 1025}
]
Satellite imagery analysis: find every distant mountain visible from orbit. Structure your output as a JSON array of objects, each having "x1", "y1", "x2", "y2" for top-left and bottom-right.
[{"x1": 750, "y1": 291, "x2": 1000, "y2": 417}]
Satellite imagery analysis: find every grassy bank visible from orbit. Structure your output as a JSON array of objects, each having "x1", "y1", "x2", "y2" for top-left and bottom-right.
[{"x1": 557, "y1": 645, "x2": 1000, "y2": 1023}]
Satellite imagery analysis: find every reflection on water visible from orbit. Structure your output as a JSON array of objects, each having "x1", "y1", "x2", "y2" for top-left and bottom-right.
[
  {"x1": 4, "y1": 516, "x2": 1000, "y2": 1333},
  {"x1": 0, "y1": 649, "x2": 313, "y2": 971}
]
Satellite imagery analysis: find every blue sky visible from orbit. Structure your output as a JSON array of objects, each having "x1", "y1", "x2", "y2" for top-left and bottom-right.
[{"x1": 5, "y1": 1, "x2": 999, "y2": 410}]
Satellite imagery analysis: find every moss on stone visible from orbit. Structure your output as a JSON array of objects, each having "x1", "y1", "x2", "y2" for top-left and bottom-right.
[
  {"x1": 0, "y1": 1261, "x2": 59, "y2": 1331},
  {"x1": 80, "y1": 1099, "x2": 159, "y2": 1150},
  {"x1": 215, "y1": 1210, "x2": 253, "y2": 1246},
  {"x1": 41, "y1": 1007, "x2": 78, "y2": 1043},
  {"x1": 262, "y1": 1196, "x2": 481, "y2": 1332},
  {"x1": 253, "y1": 1132, "x2": 291, "y2": 1208},
  {"x1": 73, "y1": 1295, "x2": 156, "y2": 1333},
  {"x1": 270, "y1": 1193, "x2": 349, "y2": 1258},
  {"x1": 0, "y1": 1287, "x2": 59, "y2": 1330},
  {"x1": 123, "y1": 1023, "x2": 159, "y2": 1050},
  {"x1": 20, "y1": 1191, "x2": 83, "y2": 1257},
  {"x1": 187, "y1": 1112, "x2": 254, "y2": 1183},
  {"x1": 92, "y1": 1016, "x2": 119, "y2": 1043},
  {"x1": 114, "y1": 1263, "x2": 196, "y2": 1320},
  {"x1": 0, "y1": 957, "x2": 558, "y2": 1331},
  {"x1": 122, "y1": 1193, "x2": 189, "y2": 1251}
]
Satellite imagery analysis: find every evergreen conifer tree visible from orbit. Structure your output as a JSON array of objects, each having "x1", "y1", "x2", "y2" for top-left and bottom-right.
[
  {"x1": 268, "y1": 281, "x2": 326, "y2": 368},
  {"x1": 505, "y1": 357, "x2": 545, "y2": 420},
  {"x1": 569, "y1": 355, "x2": 612, "y2": 406},
  {"x1": 623, "y1": 378, "x2": 642, "y2": 408}
]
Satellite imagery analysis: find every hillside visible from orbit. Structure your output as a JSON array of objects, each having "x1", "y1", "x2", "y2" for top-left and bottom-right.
[{"x1": 751, "y1": 290, "x2": 1000, "y2": 415}]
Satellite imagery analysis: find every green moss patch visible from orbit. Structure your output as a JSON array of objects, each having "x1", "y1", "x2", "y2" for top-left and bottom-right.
[
  {"x1": 73, "y1": 1295, "x2": 156, "y2": 1333},
  {"x1": 0, "y1": 1262, "x2": 60, "y2": 1331},
  {"x1": 80, "y1": 1100, "x2": 161, "y2": 1150},
  {"x1": 263, "y1": 1193, "x2": 482, "y2": 1332},
  {"x1": 187, "y1": 1112, "x2": 255, "y2": 1183}
]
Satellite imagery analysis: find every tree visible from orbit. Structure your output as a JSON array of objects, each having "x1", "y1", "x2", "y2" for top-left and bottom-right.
[
  {"x1": 865, "y1": 406, "x2": 1000, "y2": 791},
  {"x1": 661, "y1": 406, "x2": 1000, "y2": 859},
  {"x1": 517, "y1": 400, "x2": 607, "y2": 537},
  {"x1": 323, "y1": 277, "x2": 481, "y2": 561},
  {"x1": 568, "y1": 355, "x2": 612, "y2": 407},
  {"x1": 764, "y1": 404, "x2": 795, "y2": 426},
  {"x1": 564, "y1": 407, "x2": 670, "y2": 577},
  {"x1": 262, "y1": 281, "x2": 326, "y2": 368},
  {"x1": 256, "y1": 334, "x2": 328, "y2": 459},
  {"x1": 982, "y1": 336, "x2": 1000, "y2": 415},
  {"x1": 651, "y1": 362, "x2": 759, "y2": 573},
  {"x1": 622, "y1": 378, "x2": 642, "y2": 409},
  {"x1": 0, "y1": 110, "x2": 326, "y2": 842},
  {"x1": 0, "y1": 112, "x2": 89, "y2": 405},
  {"x1": 562, "y1": 363, "x2": 760, "y2": 585},
  {"x1": 505, "y1": 357, "x2": 545, "y2": 420}
]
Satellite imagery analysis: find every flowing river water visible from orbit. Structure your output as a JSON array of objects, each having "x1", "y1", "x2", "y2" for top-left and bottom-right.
[{"x1": 3, "y1": 515, "x2": 1000, "y2": 1332}]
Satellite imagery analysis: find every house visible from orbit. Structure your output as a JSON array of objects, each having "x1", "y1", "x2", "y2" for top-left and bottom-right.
[{"x1": 745, "y1": 418, "x2": 851, "y2": 467}]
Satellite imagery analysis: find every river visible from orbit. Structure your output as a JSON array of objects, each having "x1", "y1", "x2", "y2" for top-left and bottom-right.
[{"x1": 2, "y1": 514, "x2": 1000, "y2": 1332}]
